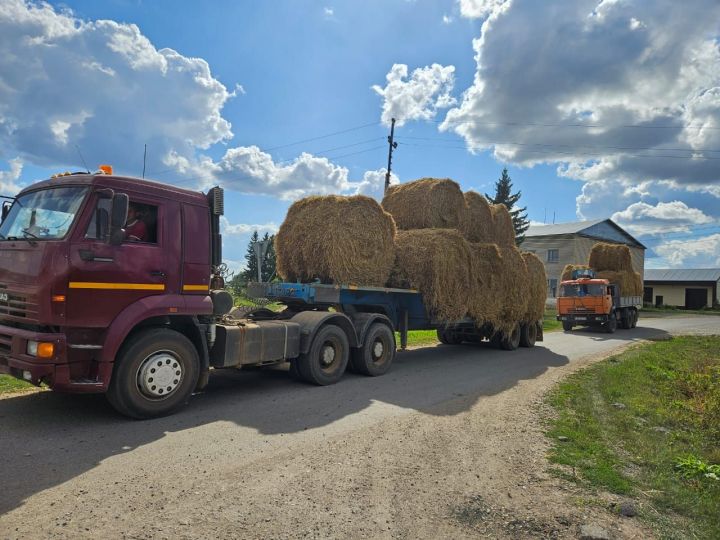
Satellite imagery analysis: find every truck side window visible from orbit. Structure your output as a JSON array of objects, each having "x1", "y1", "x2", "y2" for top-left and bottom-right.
[
  {"x1": 84, "y1": 198, "x2": 113, "y2": 240},
  {"x1": 124, "y1": 201, "x2": 158, "y2": 244}
]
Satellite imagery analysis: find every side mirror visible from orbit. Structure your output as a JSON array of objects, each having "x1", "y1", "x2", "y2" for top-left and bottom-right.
[
  {"x1": 1, "y1": 201, "x2": 11, "y2": 223},
  {"x1": 109, "y1": 193, "x2": 129, "y2": 246}
]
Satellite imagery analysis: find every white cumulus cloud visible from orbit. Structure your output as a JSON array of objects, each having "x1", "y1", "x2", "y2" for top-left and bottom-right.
[
  {"x1": 458, "y1": 0, "x2": 511, "y2": 19},
  {"x1": 0, "y1": 158, "x2": 23, "y2": 195},
  {"x1": 611, "y1": 201, "x2": 714, "y2": 236},
  {"x1": 653, "y1": 233, "x2": 720, "y2": 267},
  {"x1": 220, "y1": 217, "x2": 279, "y2": 236},
  {"x1": 373, "y1": 64, "x2": 456, "y2": 127}
]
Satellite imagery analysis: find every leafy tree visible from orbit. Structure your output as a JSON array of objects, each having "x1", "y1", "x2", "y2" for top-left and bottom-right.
[
  {"x1": 242, "y1": 230, "x2": 276, "y2": 283},
  {"x1": 486, "y1": 167, "x2": 530, "y2": 245}
]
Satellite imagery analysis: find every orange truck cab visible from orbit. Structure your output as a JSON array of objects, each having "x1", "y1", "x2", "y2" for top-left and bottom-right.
[{"x1": 556, "y1": 277, "x2": 641, "y2": 333}]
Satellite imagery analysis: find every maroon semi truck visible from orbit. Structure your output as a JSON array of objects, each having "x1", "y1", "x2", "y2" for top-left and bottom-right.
[{"x1": 0, "y1": 169, "x2": 409, "y2": 418}]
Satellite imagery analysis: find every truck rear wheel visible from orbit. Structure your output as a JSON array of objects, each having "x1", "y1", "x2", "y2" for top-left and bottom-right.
[
  {"x1": 501, "y1": 324, "x2": 521, "y2": 351},
  {"x1": 620, "y1": 308, "x2": 631, "y2": 329},
  {"x1": 519, "y1": 323, "x2": 537, "y2": 348},
  {"x1": 562, "y1": 321, "x2": 573, "y2": 332},
  {"x1": 296, "y1": 324, "x2": 349, "y2": 385},
  {"x1": 631, "y1": 310, "x2": 638, "y2": 328},
  {"x1": 107, "y1": 328, "x2": 200, "y2": 419},
  {"x1": 351, "y1": 323, "x2": 395, "y2": 376}
]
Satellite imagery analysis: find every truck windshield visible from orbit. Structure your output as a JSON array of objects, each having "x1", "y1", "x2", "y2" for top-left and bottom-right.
[
  {"x1": 560, "y1": 283, "x2": 606, "y2": 297},
  {"x1": 0, "y1": 187, "x2": 88, "y2": 241}
]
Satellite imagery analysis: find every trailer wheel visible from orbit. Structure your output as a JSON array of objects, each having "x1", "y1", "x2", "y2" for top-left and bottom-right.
[
  {"x1": 519, "y1": 323, "x2": 537, "y2": 348},
  {"x1": 107, "y1": 328, "x2": 200, "y2": 419},
  {"x1": 296, "y1": 324, "x2": 349, "y2": 385},
  {"x1": 437, "y1": 328, "x2": 462, "y2": 345},
  {"x1": 605, "y1": 315, "x2": 617, "y2": 334},
  {"x1": 501, "y1": 324, "x2": 521, "y2": 351},
  {"x1": 351, "y1": 323, "x2": 395, "y2": 376},
  {"x1": 562, "y1": 321, "x2": 573, "y2": 332}
]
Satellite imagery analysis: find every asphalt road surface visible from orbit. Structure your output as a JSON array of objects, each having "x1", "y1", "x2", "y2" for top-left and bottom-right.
[{"x1": 0, "y1": 316, "x2": 717, "y2": 539}]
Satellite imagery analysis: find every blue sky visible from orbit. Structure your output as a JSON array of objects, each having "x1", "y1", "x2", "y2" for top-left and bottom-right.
[{"x1": 1, "y1": 0, "x2": 719, "y2": 271}]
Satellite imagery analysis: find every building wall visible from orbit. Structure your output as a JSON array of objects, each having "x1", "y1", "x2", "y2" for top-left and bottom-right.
[
  {"x1": 521, "y1": 234, "x2": 646, "y2": 297},
  {"x1": 644, "y1": 283, "x2": 713, "y2": 307}
]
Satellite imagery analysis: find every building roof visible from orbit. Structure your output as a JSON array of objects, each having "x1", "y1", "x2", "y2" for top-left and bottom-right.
[
  {"x1": 524, "y1": 218, "x2": 646, "y2": 249},
  {"x1": 644, "y1": 268, "x2": 720, "y2": 283}
]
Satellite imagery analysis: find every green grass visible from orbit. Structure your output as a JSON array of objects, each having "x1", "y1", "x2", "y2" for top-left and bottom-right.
[
  {"x1": 546, "y1": 336, "x2": 720, "y2": 539},
  {"x1": 0, "y1": 374, "x2": 34, "y2": 395},
  {"x1": 543, "y1": 306, "x2": 562, "y2": 332}
]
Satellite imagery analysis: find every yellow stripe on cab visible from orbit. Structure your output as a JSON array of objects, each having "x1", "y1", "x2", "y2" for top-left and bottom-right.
[{"x1": 68, "y1": 282, "x2": 165, "y2": 291}]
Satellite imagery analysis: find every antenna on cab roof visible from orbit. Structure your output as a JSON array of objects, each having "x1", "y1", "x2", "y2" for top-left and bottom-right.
[
  {"x1": 142, "y1": 143, "x2": 147, "y2": 179},
  {"x1": 75, "y1": 145, "x2": 90, "y2": 173}
]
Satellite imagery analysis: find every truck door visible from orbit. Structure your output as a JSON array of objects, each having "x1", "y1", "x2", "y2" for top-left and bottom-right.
[{"x1": 66, "y1": 191, "x2": 182, "y2": 328}]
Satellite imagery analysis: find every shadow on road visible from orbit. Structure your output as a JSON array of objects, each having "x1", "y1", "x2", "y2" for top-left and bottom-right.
[
  {"x1": 0, "y1": 339, "x2": 569, "y2": 514},
  {"x1": 0, "y1": 322, "x2": 675, "y2": 514},
  {"x1": 567, "y1": 324, "x2": 672, "y2": 342}
]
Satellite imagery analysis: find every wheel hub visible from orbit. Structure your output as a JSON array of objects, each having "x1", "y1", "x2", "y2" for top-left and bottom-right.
[
  {"x1": 372, "y1": 340, "x2": 384, "y2": 359},
  {"x1": 320, "y1": 344, "x2": 336, "y2": 366},
  {"x1": 138, "y1": 351, "x2": 183, "y2": 399}
]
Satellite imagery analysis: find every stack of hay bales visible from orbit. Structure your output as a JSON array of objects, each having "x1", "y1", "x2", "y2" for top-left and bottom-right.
[
  {"x1": 382, "y1": 179, "x2": 536, "y2": 328},
  {"x1": 275, "y1": 195, "x2": 396, "y2": 287},
  {"x1": 560, "y1": 244, "x2": 642, "y2": 296},
  {"x1": 275, "y1": 177, "x2": 545, "y2": 331},
  {"x1": 523, "y1": 253, "x2": 547, "y2": 324},
  {"x1": 589, "y1": 243, "x2": 643, "y2": 296}
]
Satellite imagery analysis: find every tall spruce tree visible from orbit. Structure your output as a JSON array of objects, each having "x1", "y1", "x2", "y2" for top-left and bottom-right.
[
  {"x1": 485, "y1": 167, "x2": 530, "y2": 245},
  {"x1": 242, "y1": 230, "x2": 276, "y2": 283}
]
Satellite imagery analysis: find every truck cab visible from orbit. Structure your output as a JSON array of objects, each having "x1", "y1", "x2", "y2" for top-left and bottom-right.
[{"x1": 0, "y1": 170, "x2": 225, "y2": 416}]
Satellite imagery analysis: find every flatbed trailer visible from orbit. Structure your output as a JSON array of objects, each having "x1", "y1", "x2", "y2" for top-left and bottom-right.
[{"x1": 208, "y1": 281, "x2": 544, "y2": 388}]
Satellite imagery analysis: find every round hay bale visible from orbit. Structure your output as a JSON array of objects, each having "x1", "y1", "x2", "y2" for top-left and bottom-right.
[
  {"x1": 589, "y1": 242, "x2": 633, "y2": 272},
  {"x1": 460, "y1": 191, "x2": 494, "y2": 243},
  {"x1": 596, "y1": 270, "x2": 643, "y2": 296},
  {"x1": 275, "y1": 195, "x2": 396, "y2": 286},
  {"x1": 495, "y1": 246, "x2": 529, "y2": 331},
  {"x1": 381, "y1": 178, "x2": 465, "y2": 230},
  {"x1": 523, "y1": 252, "x2": 547, "y2": 323},
  {"x1": 387, "y1": 229, "x2": 471, "y2": 321},
  {"x1": 467, "y1": 243, "x2": 503, "y2": 326},
  {"x1": 491, "y1": 204, "x2": 515, "y2": 247},
  {"x1": 561, "y1": 264, "x2": 591, "y2": 282}
]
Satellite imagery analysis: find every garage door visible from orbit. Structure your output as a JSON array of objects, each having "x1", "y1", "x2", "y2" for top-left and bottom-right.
[{"x1": 685, "y1": 288, "x2": 707, "y2": 309}]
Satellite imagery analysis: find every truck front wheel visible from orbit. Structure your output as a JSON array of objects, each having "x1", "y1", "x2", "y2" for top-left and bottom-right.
[
  {"x1": 605, "y1": 316, "x2": 617, "y2": 334},
  {"x1": 351, "y1": 323, "x2": 395, "y2": 376},
  {"x1": 562, "y1": 321, "x2": 573, "y2": 332},
  {"x1": 296, "y1": 324, "x2": 349, "y2": 385},
  {"x1": 107, "y1": 328, "x2": 200, "y2": 419}
]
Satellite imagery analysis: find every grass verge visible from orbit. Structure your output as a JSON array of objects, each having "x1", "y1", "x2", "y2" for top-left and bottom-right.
[
  {"x1": 546, "y1": 335, "x2": 720, "y2": 539},
  {"x1": 0, "y1": 374, "x2": 34, "y2": 395}
]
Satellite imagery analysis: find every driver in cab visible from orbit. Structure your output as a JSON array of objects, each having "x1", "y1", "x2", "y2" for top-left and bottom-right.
[{"x1": 124, "y1": 204, "x2": 147, "y2": 242}]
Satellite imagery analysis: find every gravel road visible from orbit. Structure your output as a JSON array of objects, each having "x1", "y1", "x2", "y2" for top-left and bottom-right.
[{"x1": 1, "y1": 316, "x2": 717, "y2": 539}]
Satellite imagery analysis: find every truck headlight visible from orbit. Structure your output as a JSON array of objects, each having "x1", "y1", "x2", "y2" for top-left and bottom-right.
[{"x1": 26, "y1": 340, "x2": 55, "y2": 358}]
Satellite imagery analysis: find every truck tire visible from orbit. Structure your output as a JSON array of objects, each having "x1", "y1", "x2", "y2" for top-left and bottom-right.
[
  {"x1": 296, "y1": 324, "x2": 349, "y2": 385},
  {"x1": 562, "y1": 321, "x2": 573, "y2": 332},
  {"x1": 631, "y1": 310, "x2": 638, "y2": 328},
  {"x1": 437, "y1": 328, "x2": 462, "y2": 345},
  {"x1": 620, "y1": 308, "x2": 631, "y2": 329},
  {"x1": 501, "y1": 324, "x2": 521, "y2": 351},
  {"x1": 351, "y1": 323, "x2": 395, "y2": 376},
  {"x1": 605, "y1": 315, "x2": 617, "y2": 334},
  {"x1": 107, "y1": 328, "x2": 200, "y2": 419},
  {"x1": 519, "y1": 323, "x2": 537, "y2": 348},
  {"x1": 288, "y1": 359, "x2": 302, "y2": 380}
]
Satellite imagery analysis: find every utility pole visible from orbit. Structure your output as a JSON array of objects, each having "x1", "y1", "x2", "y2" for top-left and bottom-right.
[
  {"x1": 384, "y1": 117, "x2": 397, "y2": 194},
  {"x1": 253, "y1": 239, "x2": 271, "y2": 283}
]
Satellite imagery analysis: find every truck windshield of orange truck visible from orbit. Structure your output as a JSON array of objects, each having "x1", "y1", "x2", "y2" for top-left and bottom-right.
[{"x1": 559, "y1": 283, "x2": 606, "y2": 297}]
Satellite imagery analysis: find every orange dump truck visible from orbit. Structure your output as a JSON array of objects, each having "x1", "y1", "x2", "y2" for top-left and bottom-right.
[{"x1": 556, "y1": 269, "x2": 641, "y2": 333}]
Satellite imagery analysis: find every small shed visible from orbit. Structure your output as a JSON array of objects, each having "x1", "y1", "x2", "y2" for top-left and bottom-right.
[{"x1": 643, "y1": 269, "x2": 720, "y2": 309}]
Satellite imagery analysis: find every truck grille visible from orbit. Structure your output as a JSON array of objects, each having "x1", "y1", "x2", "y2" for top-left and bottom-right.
[{"x1": 0, "y1": 284, "x2": 39, "y2": 324}]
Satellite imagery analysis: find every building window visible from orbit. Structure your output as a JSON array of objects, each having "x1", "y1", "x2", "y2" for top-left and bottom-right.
[{"x1": 547, "y1": 249, "x2": 559, "y2": 263}]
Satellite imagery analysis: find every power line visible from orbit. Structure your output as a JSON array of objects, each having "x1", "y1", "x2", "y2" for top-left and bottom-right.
[
  {"x1": 263, "y1": 121, "x2": 380, "y2": 152},
  {"x1": 435, "y1": 119, "x2": 720, "y2": 130},
  {"x1": 397, "y1": 141, "x2": 720, "y2": 160},
  {"x1": 397, "y1": 135, "x2": 720, "y2": 154}
]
